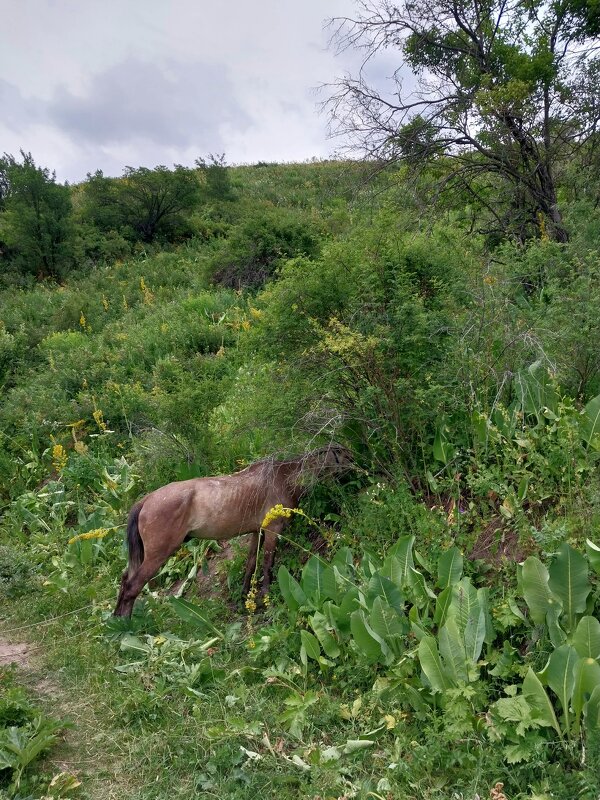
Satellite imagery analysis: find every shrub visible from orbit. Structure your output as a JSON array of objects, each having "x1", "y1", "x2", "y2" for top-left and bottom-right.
[
  {"x1": 0, "y1": 544, "x2": 33, "y2": 598},
  {"x1": 210, "y1": 205, "x2": 322, "y2": 289}
]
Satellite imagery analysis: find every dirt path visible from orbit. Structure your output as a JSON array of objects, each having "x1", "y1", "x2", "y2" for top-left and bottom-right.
[
  {"x1": 0, "y1": 630, "x2": 130, "y2": 799},
  {"x1": 0, "y1": 637, "x2": 32, "y2": 668}
]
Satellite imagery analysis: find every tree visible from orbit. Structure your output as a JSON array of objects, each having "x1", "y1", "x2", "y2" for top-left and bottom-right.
[
  {"x1": 328, "y1": 0, "x2": 600, "y2": 242},
  {"x1": 0, "y1": 152, "x2": 75, "y2": 278},
  {"x1": 83, "y1": 165, "x2": 201, "y2": 243},
  {"x1": 196, "y1": 153, "x2": 236, "y2": 201}
]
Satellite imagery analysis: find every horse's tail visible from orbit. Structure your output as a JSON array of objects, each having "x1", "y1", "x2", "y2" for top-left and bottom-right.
[{"x1": 126, "y1": 502, "x2": 144, "y2": 575}]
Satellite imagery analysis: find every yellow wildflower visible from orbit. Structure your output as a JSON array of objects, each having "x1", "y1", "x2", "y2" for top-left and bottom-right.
[
  {"x1": 102, "y1": 295, "x2": 109, "y2": 311},
  {"x1": 93, "y1": 409, "x2": 107, "y2": 432},
  {"x1": 52, "y1": 444, "x2": 68, "y2": 472},
  {"x1": 240, "y1": 319, "x2": 251, "y2": 331},
  {"x1": 261, "y1": 504, "x2": 305, "y2": 529},
  {"x1": 79, "y1": 311, "x2": 86, "y2": 330},
  {"x1": 68, "y1": 526, "x2": 118, "y2": 545},
  {"x1": 140, "y1": 277, "x2": 154, "y2": 305}
]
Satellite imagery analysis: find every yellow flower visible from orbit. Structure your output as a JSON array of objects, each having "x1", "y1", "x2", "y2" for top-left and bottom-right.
[
  {"x1": 102, "y1": 295, "x2": 109, "y2": 311},
  {"x1": 93, "y1": 409, "x2": 107, "y2": 432},
  {"x1": 261, "y1": 504, "x2": 305, "y2": 528},
  {"x1": 79, "y1": 311, "x2": 87, "y2": 329},
  {"x1": 261, "y1": 504, "x2": 292, "y2": 528},
  {"x1": 52, "y1": 444, "x2": 68, "y2": 472},
  {"x1": 140, "y1": 277, "x2": 154, "y2": 305},
  {"x1": 68, "y1": 526, "x2": 118, "y2": 545}
]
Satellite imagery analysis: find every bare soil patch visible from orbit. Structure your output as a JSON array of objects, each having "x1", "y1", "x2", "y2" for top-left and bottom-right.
[{"x1": 0, "y1": 637, "x2": 32, "y2": 669}]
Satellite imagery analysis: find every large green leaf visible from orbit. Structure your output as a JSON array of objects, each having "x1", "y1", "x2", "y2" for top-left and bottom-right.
[
  {"x1": 448, "y1": 578, "x2": 479, "y2": 632},
  {"x1": 350, "y1": 610, "x2": 384, "y2": 663},
  {"x1": 302, "y1": 556, "x2": 338, "y2": 602},
  {"x1": 408, "y1": 567, "x2": 436, "y2": 608},
  {"x1": 310, "y1": 612, "x2": 341, "y2": 659},
  {"x1": 433, "y1": 586, "x2": 453, "y2": 627},
  {"x1": 335, "y1": 588, "x2": 360, "y2": 632},
  {"x1": 418, "y1": 635, "x2": 453, "y2": 692},
  {"x1": 581, "y1": 392, "x2": 600, "y2": 449},
  {"x1": 572, "y1": 657, "x2": 600, "y2": 723},
  {"x1": 548, "y1": 543, "x2": 591, "y2": 631},
  {"x1": 369, "y1": 595, "x2": 406, "y2": 642},
  {"x1": 522, "y1": 669, "x2": 562, "y2": 737},
  {"x1": 521, "y1": 556, "x2": 556, "y2": 626},
  {"x1": 586, "y1": 539, "x2": 600, "y2": 576},
  {"x1": 381, "y1": 554, "x2": 402, "y2": 587},
  {"x1": 278, "y1": 566, "x2": 308, "y2": 612},
  {"x1": 300, "y1": 630, "x2": 321, "y2": 661},
  {"x1": 366, "y1": 573, "x2": 405, "y2": 613},
  {"x1": 119, "y1": 634, "x2": 151, "y2": 654},
  {"x1": 477, "y1": 587, "x2": 495, "y2": 644},
  {"x1": 433, "y1": 421, "x2": 454, "y2": 464},
  {"x1": 572, "y1": 616, "x2": 600, "y2": 659},
  {"x1": 437, "y1": 546, "x2": 463, "y2": 589},
  {"x1": 584, "y1": 685, "x2": 600, "y2": 732},
  {"x1": 169, "y1": 598, "x2": 224, "y2": 637},
  {"x1": 542, "y1": 645, "x2": 578, "y2": 733},
  {"x1": 388, "y1": 535, "x2": 415, "y2": 586},
  {"x1": 546, "y1": 604, "x2": 567, "y2": 649},
  {"x1": 464, "y1": 607, "x2": 486, "y2": 665},
  {"x1": 438, "y1": 618, "x2": 469, "y2": 684}
]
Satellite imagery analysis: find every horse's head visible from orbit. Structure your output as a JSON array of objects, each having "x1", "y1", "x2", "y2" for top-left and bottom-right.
[{"x1": 309, "y1": 444, "x2": 355, "y2": 476}]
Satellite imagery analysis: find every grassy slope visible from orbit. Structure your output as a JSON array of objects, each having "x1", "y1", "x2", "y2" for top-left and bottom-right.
[{"x1": 1, "y1": 161, "x2": 599, "y2": 800}]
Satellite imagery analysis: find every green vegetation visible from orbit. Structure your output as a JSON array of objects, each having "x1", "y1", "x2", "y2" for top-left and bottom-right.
[{"x1": 2, "y1": 42, "x2": 600, "y2": 797}]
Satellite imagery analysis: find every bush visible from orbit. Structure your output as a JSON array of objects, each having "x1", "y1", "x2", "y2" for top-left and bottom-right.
[
  {"x1": 0, "y1": 544, "x2": 33, "y2": 598},
  {"x1": 210, "y1": 205, "x2": 322, "y2": 288}
]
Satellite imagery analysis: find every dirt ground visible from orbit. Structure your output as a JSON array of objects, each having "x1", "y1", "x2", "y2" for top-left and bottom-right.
[{"x1": 0, "y1": 638, "x2": 33, "y2": 669}]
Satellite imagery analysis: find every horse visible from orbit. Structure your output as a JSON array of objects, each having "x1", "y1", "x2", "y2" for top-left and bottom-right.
[{"x1": 114, "y1": 444, "x2": 353, "y2": 616}]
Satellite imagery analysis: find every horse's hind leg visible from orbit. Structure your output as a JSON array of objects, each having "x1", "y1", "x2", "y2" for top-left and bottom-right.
[
  {"x1": 114, "y1": 557, "x2": 164, "y2": 617},
  {"x1": 114, "y1": 569, "x2": 130, "y2": 615}
]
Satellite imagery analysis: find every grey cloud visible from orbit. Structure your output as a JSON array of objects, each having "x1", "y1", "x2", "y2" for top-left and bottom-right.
[
  {"x1": 46, "y1": 57, "x2": 249, "y2": 152},
  {"x1": 0, "y1": 79, "x2": 43, "y2": 133}
]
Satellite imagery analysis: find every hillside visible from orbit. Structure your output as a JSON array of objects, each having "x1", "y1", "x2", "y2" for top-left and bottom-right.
[{"x1": 1, "y1": 158, "x2": 600, "y2": 799}]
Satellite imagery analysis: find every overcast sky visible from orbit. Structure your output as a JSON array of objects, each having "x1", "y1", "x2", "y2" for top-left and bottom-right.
[{"x1": 0, "y1": 0, "x2": 384, "y2": 183}]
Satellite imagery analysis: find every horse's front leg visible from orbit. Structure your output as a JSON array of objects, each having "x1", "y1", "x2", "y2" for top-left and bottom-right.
[
  {"x1": 242, "y1": 531, "x2": 262, "y2": 595},
  {"x1": 260, "y1": 521, "x2": 288, "y2": 598}
]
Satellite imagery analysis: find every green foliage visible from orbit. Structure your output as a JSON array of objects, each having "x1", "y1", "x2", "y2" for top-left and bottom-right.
[
  {"x1": 210, "y1": 204, "x2": 322, "y2": 289},
  {"x1": 0, "y1": 152, "x2": 75, "y2": 279},
  {"x1": 2, "y1": 158, "x2": 600, "y2": 797},
  {"x1": 82, "y1": 164, "x2": 200, "y2": 244},
  {"x1": 0, "y1": 676, "x2": 66, "y2": 797},
  {"x1": 196, "y1": 153, "x2": 235, "y2": 202},
  {"x1": 0, "y1": 546, "x2": 33, "y2": 599}
]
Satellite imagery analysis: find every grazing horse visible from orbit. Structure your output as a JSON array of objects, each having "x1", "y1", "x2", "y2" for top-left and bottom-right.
[{"x1": 114, "y1": 445, "x2": 353, "y2": 616}]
